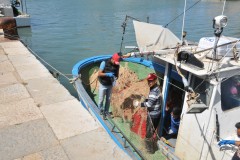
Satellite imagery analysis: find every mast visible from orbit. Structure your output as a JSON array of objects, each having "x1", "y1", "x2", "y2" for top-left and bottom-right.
[{"x1": 181, "y1": 0, "x2": 187, "y2": 42}]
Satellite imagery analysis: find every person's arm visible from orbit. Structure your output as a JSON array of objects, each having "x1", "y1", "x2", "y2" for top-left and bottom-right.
[
  {"x1": 141, "y1": 92, "x2": 157, "y2": 108},
  {"x1": 98, "y1": 61, "x2": 114, "y2": 77},
  {"x1": 122, "y1": 52, "x2": 139, "y2": 58},
  {"x1": 115, "y1": 65, "x2": 119, "y2": 79},
  {"x1": 122, "y1": 52, "x2": 131, "y2": 58},
  {"x1": 218, "y1": 140, "x2": 240, "y2": 146},
  {"x1": 236, "y1": 141, "x2": 240, "y2": 146},
  {"x1": 98, "y1": 61, "x2": 106, "y2": 77}
]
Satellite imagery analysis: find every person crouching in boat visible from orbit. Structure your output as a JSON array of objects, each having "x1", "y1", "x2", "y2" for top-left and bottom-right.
[
  {"x1": 218, "y1": 122, "x2": 240, "y2": 160},
  {"x1": 141, "y1": 73, "x2": 162, "y2": 154}
]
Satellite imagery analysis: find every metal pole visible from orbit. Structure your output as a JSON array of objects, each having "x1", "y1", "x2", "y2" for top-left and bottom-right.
[
  {"x1": 158, "y1": 63, "x2": 172, "y2": 136},
  {"x1": 24, "y1": 0, "x2": 28, "y2": 14},
  {"x1": 20, "y1": 0, "x2": 23, "y2": 13},
  {"x1": 181, "y1": 0, "x2": 187, "y2": 41}
]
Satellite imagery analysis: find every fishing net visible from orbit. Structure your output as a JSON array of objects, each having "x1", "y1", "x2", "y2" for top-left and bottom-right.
[
  {"x1": 89, "y1": 62, "x2": 150, "y2": 138},
  {"x1": 88, "y1": 61, "x2": 170, "y2": 159}
]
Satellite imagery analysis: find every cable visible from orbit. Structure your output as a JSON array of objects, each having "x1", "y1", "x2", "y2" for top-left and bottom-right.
[
  {"x1": 128, "y1": 61, "x2": 187, "y2": 93},
  {"x1": 119, "y1": 15, "x2": 149, "y2": 53},
  {"x1": 164, "y1": 0, "x2": 201, "y2": 28},
  {"x1": 207, "y1": 39, "x2": 240, "y2": 76},
  {"x1": 193, "y1": 40, "x2": 240, "y2": 55},
  {"x1": 119, "y1": 15, "x2": 141, "y2": 53}
]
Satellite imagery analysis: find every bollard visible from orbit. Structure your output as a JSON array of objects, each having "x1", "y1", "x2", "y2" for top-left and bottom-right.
[{"x1": 0, "y1": 17, "x2": 19, "y2": 40}]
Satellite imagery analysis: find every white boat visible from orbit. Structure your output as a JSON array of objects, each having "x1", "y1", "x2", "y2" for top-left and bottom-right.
[
  {"x1": 0, "y1": 0, "x2": 30, "y2": 27},
  {"x1": 72, "y1": 3, "x2": 240, "y2": 160}
]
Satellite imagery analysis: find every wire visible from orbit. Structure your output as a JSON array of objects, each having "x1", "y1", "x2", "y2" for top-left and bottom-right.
[
  {"x1": 119, "y1": 15, "x2": 146, "y2": 53},
  {"x1": 129, "y1": 61, "x2": 186, "y2": 93},
  {"x1": 164, "y1": 0, "x2": 201, "y2": 28},
  {"x1": 207, "y1": 39, "x2": 240, "y2": 76},
  {"x1": 193, "y1": 40, "x2": 240, "y2": 55}
]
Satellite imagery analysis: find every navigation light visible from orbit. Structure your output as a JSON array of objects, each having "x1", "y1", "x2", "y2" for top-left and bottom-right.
[{"x1": 213, "y1": 15, "x2": 228, "y2": 29}]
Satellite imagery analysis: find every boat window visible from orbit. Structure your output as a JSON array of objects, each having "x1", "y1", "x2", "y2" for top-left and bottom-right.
[
  {"x1": 190, "y1": 76, "x2": 213, "y2": 106},
  {"x1": 221, "y1": 75, "x2": 240, "y2": 111}
]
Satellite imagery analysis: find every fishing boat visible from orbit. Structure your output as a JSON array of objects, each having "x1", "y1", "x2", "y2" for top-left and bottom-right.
[{"x1": 72, "y1": 4, "x2": 240, "y2": 160}]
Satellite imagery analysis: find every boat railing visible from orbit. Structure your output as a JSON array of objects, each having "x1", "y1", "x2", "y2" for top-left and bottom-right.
[
  {"x1": 157, "y1": 141, "x2": 180, "y2": 160},
  {"x1": 107, "y1": 115, "x2": 146, "y2": 160}
]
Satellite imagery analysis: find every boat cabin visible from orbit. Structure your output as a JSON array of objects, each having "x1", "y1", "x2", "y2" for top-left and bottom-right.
[
  {"x1": 152, "y1": 39, "x2": 240, "y2": 159},
  {"x1": 122, "y1": 15, "x2": 240, "y2": 159}
]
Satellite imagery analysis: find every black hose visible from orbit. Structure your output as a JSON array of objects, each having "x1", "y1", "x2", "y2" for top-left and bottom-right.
[{"x1": 216, "y1": 112, "x2": 220, "y2": 141}]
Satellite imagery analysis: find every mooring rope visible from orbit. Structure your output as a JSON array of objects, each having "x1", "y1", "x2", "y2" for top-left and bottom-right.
[
  {"x1": 2, "y1": 26, "x2": 77, "y2": 83},
  {"x1": 81, "y1": 76, "x2": 98, "y2": 86},
  {"x1": 21, "y1": 42, "x2": 72, "y2": 81}
]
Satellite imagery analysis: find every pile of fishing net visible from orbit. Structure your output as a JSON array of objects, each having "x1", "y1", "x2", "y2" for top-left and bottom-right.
[{"x1": 89, "y1": 64, "x2": 150, "y2": 138}]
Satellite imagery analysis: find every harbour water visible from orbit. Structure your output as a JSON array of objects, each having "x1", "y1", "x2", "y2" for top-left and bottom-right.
[{"x1": 18, "y1": 0, "x2": 240, "y2": 96}]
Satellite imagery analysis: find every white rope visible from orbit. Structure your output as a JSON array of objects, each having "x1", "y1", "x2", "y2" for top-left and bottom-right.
[
  {"x1": 218, "y1": 39, "x2": 239, "y2": 62},
  {"x1": 129, "y1": 61, "x2": 187, "y2": 93},
  {"x1": 181, "y1": 0, "x2": 187, "y2": 41},
  {"x1": 207, "y1": 39, "x2": 240, "y2": 75}
]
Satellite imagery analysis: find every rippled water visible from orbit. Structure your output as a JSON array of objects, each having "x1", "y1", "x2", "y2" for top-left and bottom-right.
[{"x1": 18, "y1": 0, "x2": 240, "y2": 96}]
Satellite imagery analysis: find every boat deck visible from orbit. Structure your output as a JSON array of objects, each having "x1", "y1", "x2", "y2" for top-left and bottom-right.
[
  {"x1": 0, "y1": 29, "x2": 130, "y2": 160},
  {"x1": 154, "y1": 46, "x2": 240, "y2": 78}
]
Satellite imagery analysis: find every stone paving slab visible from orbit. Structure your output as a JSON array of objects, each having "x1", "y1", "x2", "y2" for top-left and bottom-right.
[
  {"x1": 8, "y1": 54, "x2": 41, "y2": 67},
  {"x1": 0, "y1": 98, "x2": 43, "y2": 129},
  {"x1": 32, "y1": 90, "x2": 74, "y2": 106},
  {"x1": 0, "y1": 60, "x2": 15, "y2": 74},
  {"x1": 15, "y1": 145, "x2": 69, "y2": 160},
  {"x1": 26, "y1": 77, "x2": 69, "y2": 97},
  {"x1": 0, "y1": 54, "x2": 7, "y2": 62},
  {"x1": 61, "y1": 128, "x2": 131, "y2": 160},
  {"x1": 0, "y1": 72, "x2": 18, "y2": 87},
  {"x1": 40, "y1": 99, "x2": 99, "y2": 140},
  {"x1": 0, "y1": 48, "x2": 5, "y2": 54},
  {"x1": 14, "y1": 62, "x2": 52, "y2": 81},
  {"x1": 0, "y1": 83, "x2": 30, "y2": 104},
  {"x1": 0, "y1": 119, "x2": 59, "y2": 160},
  {"x1": 0, "y1": 41, "x2": 25, "y2": 49},
  {"x1": 3, "y1": 47, "x2": 31, "y2": 55}
]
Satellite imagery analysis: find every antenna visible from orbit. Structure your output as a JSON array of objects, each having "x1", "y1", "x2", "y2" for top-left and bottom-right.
[
  {"x1": 181, "y1": 0, "x2": 187, "y2": 42},
  {"x1": 221, "y1": 0, "x2": 226, "y2": 15}
]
